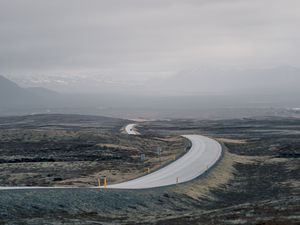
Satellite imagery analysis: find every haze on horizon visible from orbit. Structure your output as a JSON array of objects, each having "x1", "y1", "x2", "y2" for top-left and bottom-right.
[{"x1": 0, "y1": 0, "x2": 299, "y2": 96}]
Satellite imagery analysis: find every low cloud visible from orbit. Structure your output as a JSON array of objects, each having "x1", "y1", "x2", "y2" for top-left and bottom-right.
[{"x1": 0, "y1": 0, "x2": 299, "y2": 93}]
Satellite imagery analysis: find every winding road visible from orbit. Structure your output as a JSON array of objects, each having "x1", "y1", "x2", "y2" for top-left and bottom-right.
[
  {"x1": 0, "y1": 123, "x2": 222, "y2": 190},
  {"x1": 125, "y1": 123, "x2": 139, "y2": 135},
  {"x1": 109, "y1": 124, "x2": 222, "y2": 189}
]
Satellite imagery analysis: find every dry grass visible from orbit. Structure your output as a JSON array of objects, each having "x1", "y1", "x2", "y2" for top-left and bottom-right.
[
  {"x1": 265, "y1": 157, "x2": 290, "y2": 164},
  {"x1": 154, "y1": 136, "x2": 183, "y2": 142},
  {"x1": 95, "y1": 143, "x2": 137, "y2": 151},
  {"x1": 58, "y1": 167, "x2": 147, "y2": 186},
  {"x1": 174, "y1": 150, "x2": 257, "y2": 200},
  {"x1": 215, "y1": 138, "x2": 248, "y2": 144}
]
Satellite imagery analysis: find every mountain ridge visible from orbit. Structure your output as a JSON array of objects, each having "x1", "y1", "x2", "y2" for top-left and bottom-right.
[{"x1": 0, "y1": 75, "x2": 60, "y2": 108}]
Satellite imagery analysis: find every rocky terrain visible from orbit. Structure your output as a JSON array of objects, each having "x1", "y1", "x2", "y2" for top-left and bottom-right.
[
  {"x1": 0, "y1": 115, "x2": 299, "y2": 224},
  {"x1": 0, "y1": 114, "x2": 187, "y2": 187}
]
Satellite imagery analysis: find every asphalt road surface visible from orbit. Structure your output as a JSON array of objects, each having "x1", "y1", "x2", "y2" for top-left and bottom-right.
[
  {"x1": 109, "y1": 132, "x2": 222, "y2": 189},
  {"x1": 125, "y1": 123, "x2": 139, "y2": 135},
  {"x1": 0, "y1": 124, "x2": 222, "y2": 190}
]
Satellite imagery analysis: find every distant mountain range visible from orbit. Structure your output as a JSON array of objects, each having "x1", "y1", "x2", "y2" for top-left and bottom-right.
[
  {"x1": 0, "y1": 75, "x2": 34, "y2": 107},
  {"x1": 1, "y1": 67, "x2": 300, "y2": 118},
  {"x1": 0, "y1": 75, "x2": 59, "y2": 108}
]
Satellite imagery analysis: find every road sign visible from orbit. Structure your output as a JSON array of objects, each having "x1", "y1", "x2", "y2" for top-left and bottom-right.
[{"x1": 156, "y1": 147, "x2": 162, "y2": 156}]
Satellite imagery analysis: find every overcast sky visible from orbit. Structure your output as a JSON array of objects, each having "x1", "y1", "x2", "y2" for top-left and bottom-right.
[{"x1": 0, "y1": 0, "x2": 299, "y2": 92}]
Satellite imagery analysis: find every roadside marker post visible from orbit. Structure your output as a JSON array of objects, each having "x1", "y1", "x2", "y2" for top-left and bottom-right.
[
  {"x1": 173, "y1": 155, "x2": 176, "y2": 160},
  {"x1": 98, "y1": 178, "x2": 101, "y2": 188},
  {"x1": 176, "y1": 177, "x2": 179, "y2": 185},
  {"x1": 147, "y1": 168, "x2": 150, "y2": 174},
  {"x1": 104, "y1": 177, "x2": 107, "y2": 188}
]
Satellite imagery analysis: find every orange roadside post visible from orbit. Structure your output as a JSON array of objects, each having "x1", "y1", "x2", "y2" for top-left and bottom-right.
[
  {"x1": 104, "y1": 177, "x2": 107, "y2": 188},
  {"x1": 98, "y1": 178, "x2": 101, "y2": 188}
]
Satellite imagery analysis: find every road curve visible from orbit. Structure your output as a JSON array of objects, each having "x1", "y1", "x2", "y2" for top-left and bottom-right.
[
  {"x1": 125, "y1": 123, "x2": 139, "y2": 135},
  {"x1": 108, "y1": 134, "x2": 222, "y2": 189},
  {"x1": 0, "y1": 124, "x2": 222, "y2": 190}
]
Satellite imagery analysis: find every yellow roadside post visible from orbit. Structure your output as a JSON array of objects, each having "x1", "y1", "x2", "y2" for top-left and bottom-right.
[
  {"x1": 173, "y1": 155, "x2": 176, "y2": 160},
  {"x1": 104, "y1": 177, "x2": 107, "y2": 188},
  {"x1": 98, "y1": 178, "x2": 101, "y2": 188},
  {"x1": 147, "y1": 168, "x2": 150, "y2": 174}
]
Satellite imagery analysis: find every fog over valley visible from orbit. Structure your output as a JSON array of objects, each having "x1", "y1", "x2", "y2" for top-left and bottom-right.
[{"x1": 1, "y1": 0, "x2": 300, "y2": 118}]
